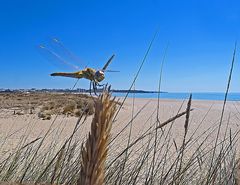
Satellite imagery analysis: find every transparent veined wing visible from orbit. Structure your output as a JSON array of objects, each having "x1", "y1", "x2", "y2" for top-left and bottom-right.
[
  {"x1": 38, "y1": 38, "x2": 86, "y2": 71},
  {"x1": 104, "y1": 70, "x2": 120, "y2": 72},
  {"x1": 39, "y1": 38, "x2": 119, "y2": 74},
  {"x1": 50, "y1": 38, "x2": 84, "y2": 68}
]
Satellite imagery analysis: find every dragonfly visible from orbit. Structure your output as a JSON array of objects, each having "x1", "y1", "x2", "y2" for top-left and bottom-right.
[{"x1": 39, "y1": 38, "x2": 118, "y2": 95}]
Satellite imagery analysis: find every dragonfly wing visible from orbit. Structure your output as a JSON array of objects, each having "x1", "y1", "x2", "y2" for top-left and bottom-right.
[
  {"x1": 39, "y1": 45, "x2": 79, "y2": 70},
  {"x1": 38, "y1": 38, "x2": 88, "y2": 71},
  {"x1": 50, "y1": 38, "x2": 84, "y2": 69},
  {"x1": 102, "y1": 54, "x2": 115, "y2": 71},
  {"x1": 104, "y1": 70, "x2": 120, "y2": 72}
]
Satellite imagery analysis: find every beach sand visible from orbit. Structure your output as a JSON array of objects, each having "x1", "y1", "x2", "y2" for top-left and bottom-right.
[{"x1": 0, "y1": 94, "x2": 239, "y2": 157}]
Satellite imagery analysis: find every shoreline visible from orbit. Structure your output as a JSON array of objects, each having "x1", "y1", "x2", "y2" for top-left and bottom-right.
[
  {"x1": 117, "y1": 96, "x2": 237, "y2": 103},
  {"x1": 1, "y1": 90, "x2": 240, "y2": 101}
]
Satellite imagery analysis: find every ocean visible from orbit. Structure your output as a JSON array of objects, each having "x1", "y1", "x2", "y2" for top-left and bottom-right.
[{"x1": 112, "y1": 92, "x2": 240, "y2": 101}]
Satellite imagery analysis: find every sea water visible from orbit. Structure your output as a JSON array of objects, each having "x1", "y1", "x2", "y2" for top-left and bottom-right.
[{"x1": 112, "y1": 92, "x2": 240, "y2": 101}]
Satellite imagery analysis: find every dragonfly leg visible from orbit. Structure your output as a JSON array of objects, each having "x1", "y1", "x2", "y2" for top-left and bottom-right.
[
  {"x1": 89, "y1": 81, "x2": 92, "y2": 95},
  {"x1": 93, "y1": 82, "x2": 98, "y2": 95}
]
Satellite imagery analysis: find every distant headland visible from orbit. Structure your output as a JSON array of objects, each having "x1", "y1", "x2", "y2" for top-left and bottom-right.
[{"x1": 0, "y1": 88, "x2": 167, "y2": 94}]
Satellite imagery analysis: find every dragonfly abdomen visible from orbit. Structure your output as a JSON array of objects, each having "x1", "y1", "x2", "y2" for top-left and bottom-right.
[{"x1": 50, "y1": 72, "x2": 83, "y2": 79}]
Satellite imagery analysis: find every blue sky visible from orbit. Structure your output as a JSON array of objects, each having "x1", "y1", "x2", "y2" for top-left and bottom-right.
[{"x1": 0, "y1": 0, "x2": 240, "y2": 92}]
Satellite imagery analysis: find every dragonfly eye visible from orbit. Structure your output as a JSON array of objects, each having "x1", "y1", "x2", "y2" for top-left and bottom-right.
[
  {"x1": 95, "y1": 70, "x2": 105, "y2": 82},
  {"x1": 95, "y1": 70, "x2": 104, "y2": 76}
]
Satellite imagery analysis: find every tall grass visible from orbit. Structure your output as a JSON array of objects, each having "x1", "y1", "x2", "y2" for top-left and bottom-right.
[
  {"x1": 1, "y1": 90, "x2": 239, "y2": 184},
  {"x1": 0, "y1": 43, "x2": 239, "y2": 184}
]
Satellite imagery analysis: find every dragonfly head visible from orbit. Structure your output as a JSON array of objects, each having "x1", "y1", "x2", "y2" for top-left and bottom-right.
[{"x1": 95, "y1": 70, "x2": 105, "y2": 82}]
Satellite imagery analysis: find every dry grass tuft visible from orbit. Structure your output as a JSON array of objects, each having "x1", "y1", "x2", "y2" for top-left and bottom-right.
[
  {"x1": 78, "y1": 92, "x2": 117, "y2": 185},
  {"x1": 62, "y1": 103, "x2": 76, "y2": 115},
  {"x1": 236, "y1": 158, "x2": 240, "y2": 185}
]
